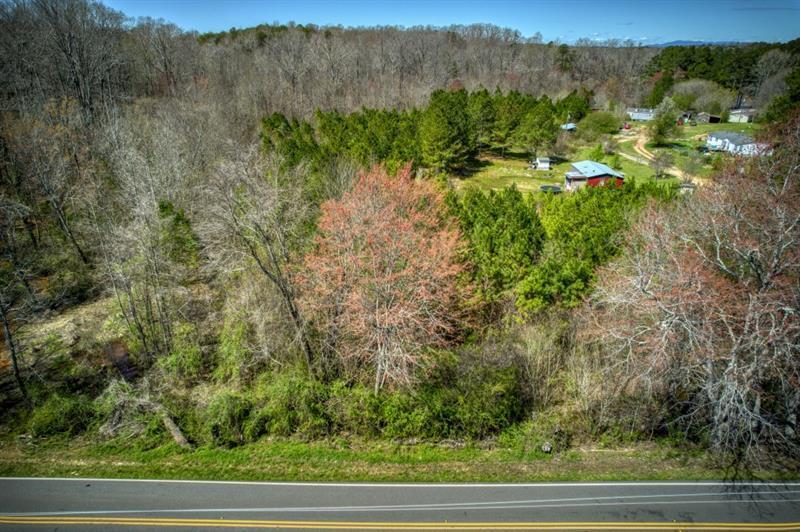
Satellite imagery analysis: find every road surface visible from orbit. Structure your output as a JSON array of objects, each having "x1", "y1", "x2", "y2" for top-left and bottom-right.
[{"x1": 1, "y1": 477, "x2": 799, "y2": 530}]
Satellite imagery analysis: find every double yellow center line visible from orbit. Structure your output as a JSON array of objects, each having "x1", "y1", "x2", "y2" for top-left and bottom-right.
[{"x1": 1, "y1": 517, "x2": 799, "y2": 530}]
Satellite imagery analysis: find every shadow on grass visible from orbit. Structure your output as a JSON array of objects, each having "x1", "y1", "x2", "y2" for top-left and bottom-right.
[
  {"x1": 481, "y1": 148, "x2": 532, "y2": 161},
  {"x1": 458, "y1": 158, "x2": 492, "y2": 178}
]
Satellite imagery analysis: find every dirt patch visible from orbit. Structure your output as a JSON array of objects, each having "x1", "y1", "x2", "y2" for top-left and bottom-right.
[{"x1": 104, "y1": 341, "x2": 137, "y2": 382}]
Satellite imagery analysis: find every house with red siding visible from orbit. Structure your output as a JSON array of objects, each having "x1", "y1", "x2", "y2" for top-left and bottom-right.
[{"x1": 564, "y1": 160, "x2": 625, "y2": 191}]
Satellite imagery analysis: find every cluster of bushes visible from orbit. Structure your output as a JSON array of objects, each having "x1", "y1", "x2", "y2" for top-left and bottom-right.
[
  {"x1": 448, "y1": 181, "x2": 675, "y2": 315},
  {"x1": 517, "y1": 181, "x2": 674, "y2": 312},
  {"x1": 28, "y1": 393, "x2": 95, "y2": 437},
  {"x1": 201, "y1": 352, "x2": 522, "y2": 447}
]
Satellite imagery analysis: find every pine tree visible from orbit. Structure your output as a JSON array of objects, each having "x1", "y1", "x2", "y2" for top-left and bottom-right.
[
  {"x1": 491, "y1": 90, "x2": 528, "y2": 156},
  {"x1": 467, "y1": 88, "x2": 496, "y2": 150},
  {"x1": 515, "y1": 100, "x2": 558, "y2": 158},
  {"x1": 420, "y1": 89, "x2": 475, "y2": 173}
]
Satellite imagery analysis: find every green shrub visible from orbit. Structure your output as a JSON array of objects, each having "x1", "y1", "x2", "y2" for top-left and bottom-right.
[
  {"x1": 420, "y1": 350, "x2": 522, "y2": 439},
  {"x1": 578, "y1": 112, "x2": 621, "y2": 141},
  {"x1": 245, "y1": 370, "x2": 329, "y2": 441},
  {"x1": 159, "y1": 323, "x2": 204, "y2": 383},
  {"x1": 451, "y1": 367, "x2": 519, "y2": 439},
  {"x1": 158, "y1": 200, "x2": 200, "y2": 268},
  {"x1": 162, "y1": 393, "x2": 205, "y2": 445},
  {"x1": 29, "y1": 394, "x2": 94, "y2": 437},
  {"x1": 214, "y1": 316, "x2": 251, "y2": 385},
  {"x1": 204, "y1": 391, "x2": 252, "y2": 447},
  {"x1": 498, "y1": 414, "x2": 574, "y2": 456},
  {"x1": 380, "y1": 392, "x2": 436, "y2": 439},
  {"x1": 327, "y1": 381, "x2": 383, "y2": 436}
]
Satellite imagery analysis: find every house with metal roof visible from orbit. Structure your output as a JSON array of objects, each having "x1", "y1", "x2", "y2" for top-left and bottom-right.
[
  {"x1": 564, "y1": 160, "x2": 625, "y2": 191},
  {"x1": 626, "y1": 108, "x2": 656, "y2": 121},
  {"x1": 706, "y1": 131, "x2": 766, "y2": 156}
]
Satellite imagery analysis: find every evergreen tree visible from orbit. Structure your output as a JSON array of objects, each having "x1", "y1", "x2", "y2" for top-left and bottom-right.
[
  {"x1": 467, "y1": 88, "x2": 496, "y2": 150},
  {"x1": 420, "y1": 89, "x2": 476, "y2": 173},
  {"x1": 451, "y1": 186, "x2": 545, "y2": 304},
  {"x1": 556, "y1": 89, "x2": 591, "y2": 122},
  {"x1": 261, "y1": 113, "x2": 320, "y2": 168},
  {"x1": 515, "y1": 100, "x2": 558, "y2": 158},
  {"x1": 491, "y1": 90, "x2": 528, "y2": 156},
  {"x1": 646, "y1": 72, "x2": 675, "y2": 107}
]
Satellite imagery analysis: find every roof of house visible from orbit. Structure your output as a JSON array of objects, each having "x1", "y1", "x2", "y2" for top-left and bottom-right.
[
  {"x1": 536, "y1": 157, "x2": 551, "y2": 162},
  {"x1": 570, "y1": 160, "x2": 624, "y2": 179},
  {"x1": 730, "y1": 108, "x2": 755, "y2": 115},
  {"x1": 561, "y1": 122, "x2": 577, "y2": 130},
  {"x1": 626, "y1": 108, "x2": 655, "y2": 113},
  {"x1": 707, "y1": 131, "x2": 755, "y2": 146}
]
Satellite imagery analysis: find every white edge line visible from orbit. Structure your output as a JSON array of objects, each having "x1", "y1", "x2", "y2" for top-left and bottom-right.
[
  {"x1": 6, "y1": 490, "x2": 800, "y2": 517},
  {"x1": 1, "y1": 477, "x2": 800, "y2": 488}
]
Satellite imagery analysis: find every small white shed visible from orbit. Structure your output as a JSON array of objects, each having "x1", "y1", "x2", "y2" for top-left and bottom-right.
[
  {"x1": 729, "y1": 109, "x2": 755, "y2": 123},
  {"x1": 533, "y1": 157, "x2": 551, "y2": 170}
]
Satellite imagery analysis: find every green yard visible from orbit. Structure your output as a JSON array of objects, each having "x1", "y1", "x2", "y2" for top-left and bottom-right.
[
  {"x1": 449, "y1": 153, "x2": 562, "y2": 192},
  {"x1": 677, "y1": 122, "x2": 761, "y2": 141}
]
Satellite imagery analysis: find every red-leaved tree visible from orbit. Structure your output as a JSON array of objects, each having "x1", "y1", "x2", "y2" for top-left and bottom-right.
[{"x1": 300, "y1": 164, "x2": 468, "y2": 393}]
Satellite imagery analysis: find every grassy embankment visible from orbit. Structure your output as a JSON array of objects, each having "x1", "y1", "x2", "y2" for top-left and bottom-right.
[{"x1": 3, "y1": 432, "x2": 791, "y2": 482}]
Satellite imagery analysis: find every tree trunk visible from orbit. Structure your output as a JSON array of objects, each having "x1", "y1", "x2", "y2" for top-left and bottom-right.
[
  {"x1": 0, "y1": 305, "x2": 28, "y2": 401},
  {"x1": 373, "y1": 345, "x2": 385, "y2": 396},
  {"x1": 160, "y1": 412, "x2": 192, "y2": 450},
  {"x1": 52, "y1": 201, "x2": 89, "y2": 265}
]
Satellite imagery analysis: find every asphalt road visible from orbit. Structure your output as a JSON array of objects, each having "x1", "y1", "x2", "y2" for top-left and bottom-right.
[{"x1": 1, "y1": 478, "x2": 799, "y2": 530}]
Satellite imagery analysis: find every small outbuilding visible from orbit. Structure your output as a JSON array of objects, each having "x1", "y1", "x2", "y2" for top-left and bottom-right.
[
  {"x1": 626, "y1": 108, "x2": 656, "y2": 121},
  {"x1": 564, "y1": 160, "x2": 625, "y2": 191},
  {"x1": 531, "y1": 157, "x2": 551, "y2": 170},
  {"x1": 560, "y1": 122, "x2": 577, "y2": 132},
  {"x1": 697, "y1": 112, "x2": 721, "y2": 124},
  {"x1": 729, "y1": 108, "x2": 755, "y2": 123}
]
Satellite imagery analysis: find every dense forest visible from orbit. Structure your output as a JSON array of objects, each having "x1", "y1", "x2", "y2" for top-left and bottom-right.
[{"x1": 1, "y1": 0, "x2": 799, "y2": 474}]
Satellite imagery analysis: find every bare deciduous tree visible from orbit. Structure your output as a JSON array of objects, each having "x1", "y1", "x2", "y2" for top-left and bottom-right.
[
  {"x1": 584, "y1": 116, "x2": 800, "y2": 466},
  {"x1": 200, "y1": 146, "x2": 316, "y2": 373}
]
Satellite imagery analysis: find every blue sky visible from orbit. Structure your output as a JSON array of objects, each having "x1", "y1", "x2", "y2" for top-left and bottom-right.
[{"x1": 104, "y1": 0, "x2": 800, "y2": 44}]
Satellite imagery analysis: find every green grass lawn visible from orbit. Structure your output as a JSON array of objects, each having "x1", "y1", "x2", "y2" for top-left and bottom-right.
[
  {"x1": 617, "y1": 139, "x2": 640, "y2": 159},
  {"x1": 450, "y1": 153, "x2": 563, "y2": 192},
  {"x1": 3, "y1": 434, "x2": 792, "y2": 482},
  {"x1": 677, "y1": 122, "x2": 760, "y2": 140}
]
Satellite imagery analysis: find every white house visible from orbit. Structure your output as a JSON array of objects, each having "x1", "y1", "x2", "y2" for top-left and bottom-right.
[
  {"x1": 706, "y1": 131, "x2": 767, "y2": 156},
  {"x1": 729, "y1": 109, "x2": 755, "y2": 123},
  {"x1": 626, "y1": 108, "x2": 656, "y2": 121}
]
